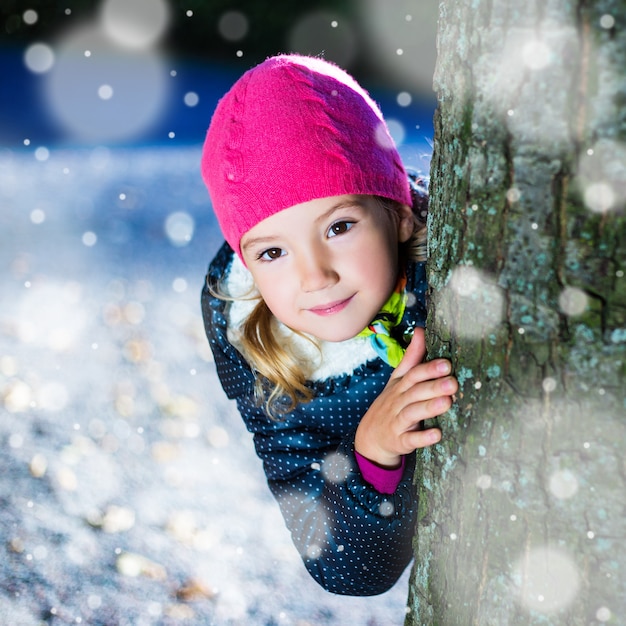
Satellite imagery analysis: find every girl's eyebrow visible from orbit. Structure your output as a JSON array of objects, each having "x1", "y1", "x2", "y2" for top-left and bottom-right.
[
  {"x1": 315, "y1": 198, "x2": 365, "y2": 223},
  {"x1": 241, "y1": 197, "x2": 365, "y2": 252},
  {"x1": 241, "y1": 235, "x2": 279, "y2": 252}
]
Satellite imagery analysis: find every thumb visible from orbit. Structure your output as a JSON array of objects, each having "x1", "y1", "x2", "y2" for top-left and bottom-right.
[{"x1": 392, "y1": 327, "x2": 426, "y2": 378}]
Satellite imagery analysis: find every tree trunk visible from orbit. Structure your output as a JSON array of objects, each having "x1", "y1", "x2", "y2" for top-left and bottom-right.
[{"x1": 406, "y1": 1, "x2": 626, "y2": 624}]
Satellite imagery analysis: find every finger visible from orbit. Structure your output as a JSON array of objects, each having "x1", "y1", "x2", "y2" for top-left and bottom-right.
[
  {"x1": 400, "y1": 427, "x2": 442, "y2": 453},
  {"x1": 397, "y1": 392, "x2": 454, "y2": 430},
  {"x1": 400, "y1": 358, "x2": 454, "y2": 391},
  {"x1": 392, "y1": 327, "x2": 426, "y2": 379},
  {"x1": 404, "y1": 373, "x2": 458, "y2": 403}
]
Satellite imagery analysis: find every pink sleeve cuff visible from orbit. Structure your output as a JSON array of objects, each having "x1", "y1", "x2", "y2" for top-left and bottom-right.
[{"x1": 354, "y1": 451, "x2": 405, "y2": 494}]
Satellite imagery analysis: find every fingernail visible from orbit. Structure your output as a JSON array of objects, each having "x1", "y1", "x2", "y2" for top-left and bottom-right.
[
  {"x1": 437, "y1": 360, "x2": 451, "y2": 374},
  {"x1": 442, "y1": 378, "x2": 456, "y2": 393}
]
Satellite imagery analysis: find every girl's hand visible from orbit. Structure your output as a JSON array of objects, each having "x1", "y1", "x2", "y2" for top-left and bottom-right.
[{"x1": 354, "y1": 327, "x2": 457, "y2": 468}]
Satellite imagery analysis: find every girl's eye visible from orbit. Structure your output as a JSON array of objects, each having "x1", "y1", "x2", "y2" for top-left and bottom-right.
[
  {"x1": 328, "y1": 221, "x2": 354, "y2": 237},
  {"x1": 259, "y1": 247, "x2": 284, "y2": 261}
]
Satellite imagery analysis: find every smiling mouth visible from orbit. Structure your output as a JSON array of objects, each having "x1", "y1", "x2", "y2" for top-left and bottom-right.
[{"x1": 308, "y1": 296, "x2": 353, "y2": 316}]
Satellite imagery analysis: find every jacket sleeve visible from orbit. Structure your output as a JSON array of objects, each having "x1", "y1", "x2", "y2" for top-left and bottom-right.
[
  {"x1": 201, "y1": 266, "x2": 417, "y2": 596},
  {"x1": 253, "y1": 412, "x2": 418, "y2": 597}
]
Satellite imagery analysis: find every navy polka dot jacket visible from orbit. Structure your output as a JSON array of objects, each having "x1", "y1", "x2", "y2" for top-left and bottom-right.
[{"x1": 201, "y1": 242, "x2": 428, "y2": 596}]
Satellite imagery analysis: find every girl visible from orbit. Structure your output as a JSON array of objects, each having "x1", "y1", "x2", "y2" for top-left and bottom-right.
[{"x1": 200, "y1": 55, "x2": 457, "y2": 596}]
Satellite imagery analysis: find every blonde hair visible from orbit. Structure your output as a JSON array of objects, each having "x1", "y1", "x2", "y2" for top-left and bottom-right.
[{"x1": 216, "y1": 196, "x2": 427, "y2": 419}]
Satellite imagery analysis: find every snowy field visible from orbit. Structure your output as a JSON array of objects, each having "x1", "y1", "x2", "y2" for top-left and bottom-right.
[{"x1": 0, "y1": 146, "x2": 413, "y2": 626}]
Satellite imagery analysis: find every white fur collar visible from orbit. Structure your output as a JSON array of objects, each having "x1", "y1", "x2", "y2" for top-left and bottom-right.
[{"x1": 224, "y1": 255, "x2": 377, "y2": 381}]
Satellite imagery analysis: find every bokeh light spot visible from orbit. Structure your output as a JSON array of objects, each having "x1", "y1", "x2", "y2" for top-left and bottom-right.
[
  {"x1": 522, "y1": 40, "x2": 552, "y2": 70},
  {"x1": 476, "y1": 474, "x2": 492, "y2": 489},
  {"x1": 23, "y1": 10, "x2": 39, "y2": 25},
  {"x1": 578, "y1": 139, "x2": 626, "y2": 213},
  {"x1": 542, "y1": 377, "x2": 557, "y2": 393},
  {"x1": 321, "y1": 452, "x2": 351, "y2": 484},
  {"x1": 306, "y1": 544, "x2": 322, "y2": 559},
  {"x1": 584, "y1": 181, "x2": 616, "y2": 213},
  {"x1": 599, "y1": 14, "x2": 615, "y2": 29},
  {"x1": 35, "y1": 147, "x2": 50, "y2": 161},
  {"x1": 374, "y1": 122, "x2": 396, "y2": 150},
  {"x1": 506, "y1": 187, "x2": 521, "y2": 203},
  {"x1": 165, "y1": 212, "x2": 194, "y2": 247},
  {"x1": 172, "y1": 277, "x2": 188, "y2": 293},
  {"x1": 397, "y1": 91, "x2": 412, "y2": 107},
  {"x1": 288, "y1": 11, "x2": 357, "y2": 68},
  {"x1": 24, "y1": 43, "x2": 55, "y2": 74},
  {"x1": 514, "y1": 546, "x2": 580, "y2": 613},
  {"x1": 436, "y1": 266, "x2": 505, "y2": 339},
  {"x1": 548, "y1": 469, "x2": 579, "y2": 499},
  {"x1": 5, "y1": 381, "x2": 32, "y2": 413},
  {"x1": 45, "y1": 24, "x2": 169, "y2": 143},
  {"x1": 386, "y1": 119, "x2": 406, "y2": 147},
  {"x1": 207, "y1": 426, "x2": 229, "y2": 448},
  {"x1": 184, "y1": 91, "x2": 199, "y2": 107},
  {"x1": 82, "y1": 231, "x2": 98, "y2": 246},
  {"x1": 361, "y1": 0, "x2": 437, "y2": 93},
  {"x1": 218, "y1": 11, "x2": 249, "y2": 42},
  {"x1": 100, "y1": 0, "x2": 170, "y2": 49},
  {"x1": 30, "y1": 208, "x2": 46, "y2": 224},
  {"x1": 98, "y1": 84, "x2": 114, "y2": 100},
  {"x1": 558, "y1": 286, "x2": 588, "y2": 316},
  {"x1": 379, "y1": 501, "x2": 395, "y2": 516}
]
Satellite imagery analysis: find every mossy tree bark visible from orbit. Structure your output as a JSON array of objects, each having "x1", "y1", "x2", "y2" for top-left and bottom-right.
[{"x1": 406, "y1": 1, "x2": 626, "y2": 624}]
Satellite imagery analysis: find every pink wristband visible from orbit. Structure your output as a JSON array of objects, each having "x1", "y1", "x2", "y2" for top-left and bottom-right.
[{"x1": 354, "y1": 451, "x2": 405, "y2": 494}]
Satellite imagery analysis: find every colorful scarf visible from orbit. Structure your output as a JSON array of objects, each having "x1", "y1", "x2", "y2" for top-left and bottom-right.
[{"x1": 357, "y1": 275, "x2": 408, "y2": 367}]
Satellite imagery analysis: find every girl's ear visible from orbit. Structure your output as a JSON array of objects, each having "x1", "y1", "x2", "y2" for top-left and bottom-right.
[{"x1": 397, "y1": 204, "x2": 415, "y2": 243}]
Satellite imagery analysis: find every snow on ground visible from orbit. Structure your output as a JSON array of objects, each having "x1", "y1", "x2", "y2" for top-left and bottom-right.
[{"x1": 0, "y1": 146, "x2": 411, "y2": 626}]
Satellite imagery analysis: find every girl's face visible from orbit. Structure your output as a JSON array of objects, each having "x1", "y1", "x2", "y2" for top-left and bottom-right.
[{"x1": 240, "y1": 195, "x2": 414, "y2": 342}]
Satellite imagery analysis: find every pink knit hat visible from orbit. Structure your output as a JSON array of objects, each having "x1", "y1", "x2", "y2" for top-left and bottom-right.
[{"x1": 201, "y1": 54, "x2": 411, "y2": 260}]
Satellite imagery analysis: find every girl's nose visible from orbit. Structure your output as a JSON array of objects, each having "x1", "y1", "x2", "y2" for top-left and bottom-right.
[{"x1": 298, "y1": 250, "x2": 338, "y2": 292}]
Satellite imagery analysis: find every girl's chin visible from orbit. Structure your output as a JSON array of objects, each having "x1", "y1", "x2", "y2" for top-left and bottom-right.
[{"x1": 302, "y1": 326, "x2": 365, "y2": 344}]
